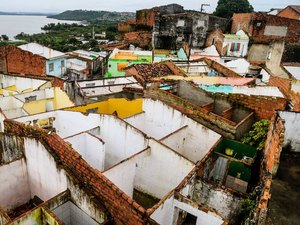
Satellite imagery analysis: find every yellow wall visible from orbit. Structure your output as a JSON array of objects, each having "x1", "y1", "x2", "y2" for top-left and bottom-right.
[
  {"x1": 23, "y1": 87, "x2": 74, "y2": 115},
  {"x1": 65, "y1": 98, "x2": 143, "y2": 119}
]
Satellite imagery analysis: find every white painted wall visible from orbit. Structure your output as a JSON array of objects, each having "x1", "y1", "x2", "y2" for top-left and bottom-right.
[
  {"x1": 24, "y1": 138, "x2": 68, "y2": 201},
  {"x1": 104, "y1": 149, "x2": 150, "y2": 198},
  {"x1": 0, "y1": 74, "x2": 48, "y2": 93},
  {"x1": 279, "y1": 111, "x2": 300, "y2": 152},
  {"x1": 187, "y1": 180, "x2": 242, "y2": 220},
  {"x1": 161, "y1": 122, "x2": 221, "y2": 163},
  {"x1": 65, "y1": 133, "x2": 105, "y2": 171},
  {"x1": 53, "y1": 201, "x2": 99, "y2": 225},
  {"x1": 0, "y1": 159, "x2": 30, "y2": 210},
  {"x1": 134, "y1": 139, "x2": 194, "y2": 199},
  {"x1": 14, "y1": 88, "x2": 54, "y2": 102},
  {"x1": 98, "y1": 114, "x2": 148, "y2": 169},
  {"x1": 0, "y1": 96, "x2": 26, "y2": 119},
  {"x1": 104, "y1": 139, "x2": 194, "y2": 200},
  {"x1": 82, "y1": 83, "x2": 142, "y2": 97},
  {"x1": 78, "y1": 76, "x2": 138, "y2": 88},
  {"x1": 15, "y1": 111, "x2": 149, "y2": 170},
  {"x1": 15, "y1": 111, "x2": 99, "y2": 138},
  {"x1": 151, "y1": 195, "x2": 224, "y2": 225},
  {"x1": 125, "y1": 99, "x2": 186, "y2": 139},
  {"x1": 0, "y1": 110, "x2": 6, "y2": 132}
]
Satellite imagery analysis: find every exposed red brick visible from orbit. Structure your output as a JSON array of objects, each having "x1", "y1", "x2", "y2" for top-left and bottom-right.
[
  {"x1": 268, "y1": 75, "x2": 300, "y2": 111},
  {"x1": 277, "y1": 6, "x2": 300, "y2": 20},
  {"x1": 203, "y1": 58, "x2": 241, "y2": 78},
  {"x1": 0, "y1": 45, "x2": 46, "y2": 76},
  {"x1": 4, "y1": 120, "x2": 156, "y2": 225},
  {"x1": 231, "y1": 13, "x2": 300, "y2": 44},
  {"x1": 263, "y1": 115, "x2": 285, "y2": 174},
  {"x1": 124, "y1": 31, "x2": 152, "y2": 49}
]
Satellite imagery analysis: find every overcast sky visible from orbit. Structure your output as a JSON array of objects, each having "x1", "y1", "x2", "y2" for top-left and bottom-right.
[{"x1": 1, "y1": 0, "x2": 299, "y2": 13}]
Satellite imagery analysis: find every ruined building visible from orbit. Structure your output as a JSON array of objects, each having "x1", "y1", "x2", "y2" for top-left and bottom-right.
[{"x1": 118, "y1": 4, "x2": 228, "y2": 50}]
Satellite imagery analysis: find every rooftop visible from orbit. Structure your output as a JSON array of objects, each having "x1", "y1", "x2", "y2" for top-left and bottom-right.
[{"x1": 18, "y1": 43, "x2": 65, "y2": 60}]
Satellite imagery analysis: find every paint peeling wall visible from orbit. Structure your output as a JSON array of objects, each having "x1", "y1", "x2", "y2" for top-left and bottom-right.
[
  {"x1": 0, "y1": 159, "x2": 30, "y2": 210},
  {"x1": 186, "y1": 179, "x2": 243, "y2": 222},
  {"x1": 150, "y1": 195, "x2": 225, "y2": 225},
  {"x1": 24, "y1": 138, "x2": 68, "y2": 201}
]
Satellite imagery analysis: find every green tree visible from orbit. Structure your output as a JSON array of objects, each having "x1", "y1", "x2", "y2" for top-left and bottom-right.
[
  {"x1": 1, "y1": 34, "x2": 9, "y2": 41},
  {"x1": 214, "y1": 0, "x2": 254, "y2": 19},
  {"x1": 241, "y1": 119, "x2": 270, "y2": 151}
]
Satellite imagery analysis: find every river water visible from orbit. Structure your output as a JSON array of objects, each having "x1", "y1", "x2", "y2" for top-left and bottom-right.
[{"x1": 0, "y1": 15, "x2": 79, "y2": 40}]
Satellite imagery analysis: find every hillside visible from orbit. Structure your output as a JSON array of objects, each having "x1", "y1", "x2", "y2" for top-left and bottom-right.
[{"x1": 48, "y1": 10, "x2": 135, "y2": 21}]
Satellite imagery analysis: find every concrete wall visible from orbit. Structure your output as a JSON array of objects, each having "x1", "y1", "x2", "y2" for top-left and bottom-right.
[
  {"x1": 53, "y1": 201, "x2": 99, "y2": 225},
  {"x1": 46, "y1": 57, "x2": 66, "y2": 77},
  {"x1": 134, "y1": 139, "x2": 194, "y2": 199},
  {"x1": 161, "y1": 121, "x2": 221, "y2": 163},
  {"x1": 188, "y1": 179, "x2": 243, "y2": 221},
  {"x1": 279, "y1": 111, "x2": 300, "y2": 152},
  {"x1": 0, "y1": 159, "x2": 30, "y2": 210},
  {"x1": 104, "y1": 149, "x2": 150, "y2": 198},
  {"x1": 98, "y1": 114, "x2": 149, "y2": 169},
  {"x1": 0, "y1": 74, "x2": 48, "y2": 93},
  {"x1": 0, "y1": 45, "x2": 46, "y2": 76},
  {"x1": 151, "y1": 195, "x2": 224, "y2": 225},
  {"x1": 105, "y1": 139, "x2": 194, "y2": 200},
  {"x1": 24, "y1": 138, "x2": 68, "y2": 201},
  {"x1": 15, "y1": 111, "x2": 149, "y2": 170},
  {"x1": 125, "y1": 98, "x2": 187, "y2": 139},
  {"x1": 65, "y1": 133, "x2": 105, "y2": 171}
]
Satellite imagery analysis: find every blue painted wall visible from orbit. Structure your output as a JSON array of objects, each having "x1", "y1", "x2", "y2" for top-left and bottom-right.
[{"x1": 46, "y1": 57, "x2": 67, "y2": 77}]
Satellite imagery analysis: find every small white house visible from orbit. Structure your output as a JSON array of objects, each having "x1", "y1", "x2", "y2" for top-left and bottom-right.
[{"x1": 222, "y1": 30, "x2": 249, "y2": 57}]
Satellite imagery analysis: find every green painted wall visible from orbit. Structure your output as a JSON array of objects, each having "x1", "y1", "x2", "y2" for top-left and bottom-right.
[{"x1": 105, "y1": 56, "x2": 152, "y2": 78}]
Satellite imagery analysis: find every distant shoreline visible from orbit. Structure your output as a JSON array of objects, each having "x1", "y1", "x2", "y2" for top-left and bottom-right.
[{"x1": 0, "y1": 12, "x2": 55, "y2": 16}]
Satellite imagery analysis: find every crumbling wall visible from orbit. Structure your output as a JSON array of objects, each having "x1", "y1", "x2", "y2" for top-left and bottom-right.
[
  {"x1": 232, "y1": 13, "x2": 300, "y2": 44},
  {"x1": 0, "y1": 45, "x2": 46, "y2": 76},
  {"x1": 269, "y1": 75, "x2": 300, "y2": 111},
  {"x1": 278, "y1": 111, "x2": 300, "y2": 152},
  {"x1": 124, "y1": 31, "x2": 152, "y2": 48},
  {"x1": 277, "y1": 7, "x2": 300, "y2": 20},
  {"x1": 0, "y1": 134, "x2": 24, "y2": 165},
  {"x1": 188, "y1": 178, "x2": 243, "y2": 222},
  {"x1": 226, "y1": 93, "x2": 287, "y2": 119},
  {"x1": 263, "y1": 115, "x2": 285, "y2": 175},
  {"x1": 4, "y1": 120, "x2": 156, "y2": 225}
]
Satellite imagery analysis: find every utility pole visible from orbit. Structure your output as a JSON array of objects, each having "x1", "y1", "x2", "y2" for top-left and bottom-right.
[{"x1": 200, "y1": 4, "x2": 210, "y2": 12}]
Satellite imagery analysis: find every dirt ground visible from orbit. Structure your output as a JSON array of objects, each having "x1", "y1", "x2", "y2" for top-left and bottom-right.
[{"x1": 267, "y1": 153, "x2": 300, "y2": 225}]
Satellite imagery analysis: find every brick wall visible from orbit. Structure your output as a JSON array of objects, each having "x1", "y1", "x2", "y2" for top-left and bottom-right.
[
  {"x1": 0, "y1": 45, "x2": 46, "y2": 76},
  {"x1": 145, "y1": 89, "x2": 245, "y2": 139},
  {"x1": 124, "y1": 31, "x2": 152, "y2": 48},
  {"x1": 118, "y1": 20, "x2": 136, "y2": 33},
  {"x1": 277, "y1": 7, "x2": 300, "y2": 20},
  {"x1": 263, "y1": 115, "x2": 285, "y2": 175},
  {"x1": 227, "y1": 93, "x2": 287, "y2": 119},
  {"x1": 4, "y1": 120, "x2": 156, "y2": 225},
  {"x1": 203, "y1": 58, "x2": 242, "y2": 78},
  {"x1": 136, "y1": 8, "x2": 157, "y2": 27},
  {"x1": 232, "y1": 13, "x2": 300, "y2": 44},
  {"x1": 205, "y1": 28, "x2": 224, "y2": 55},
  {"x1": 231, "y1": 13, "x2": 253, "y2": 34},
  {"x1": 269, "y1": 75, "x2": 300, "y2": 111}
]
